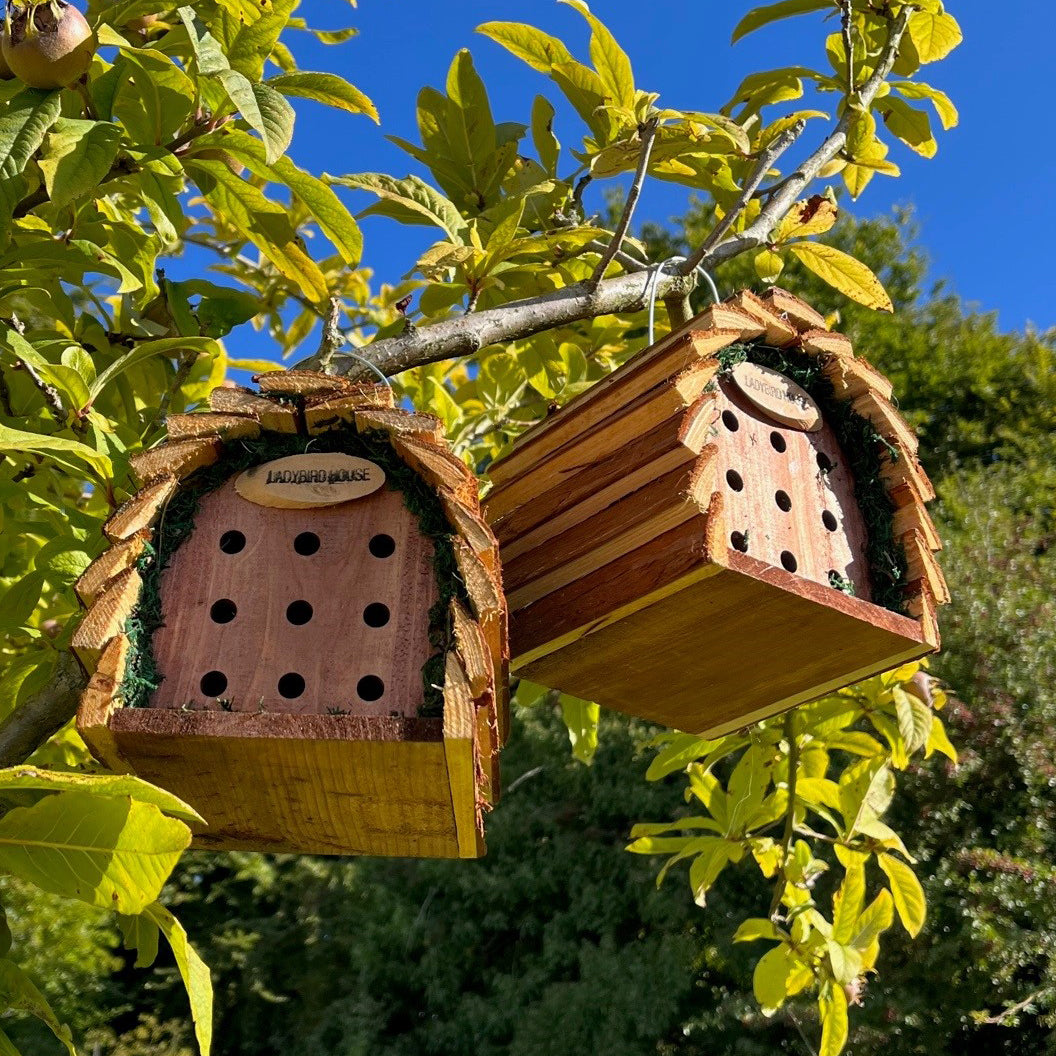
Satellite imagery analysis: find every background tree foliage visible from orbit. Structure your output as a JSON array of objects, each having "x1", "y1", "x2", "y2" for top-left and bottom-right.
[{"x1": 1, "y1": 2, "x2": 1035, "y2": 1055}]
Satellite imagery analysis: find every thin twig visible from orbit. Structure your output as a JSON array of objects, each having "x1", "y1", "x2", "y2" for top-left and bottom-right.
[
  {"x1": 840, "y1": 0, "x2": 856, "y2": 92},
  {"x1": 682, "y1": 5, "x2": 912, "y2": 275},
  {"x1": 979, "y1": 986, "x2": 1053, "y2": 1026},
  {"x1": 572, "y1": 173, "x2": 593, "y2": 217},
  {"x1": 769, "y1": 710, "x2": 800, "y2": 919},
  {"x1": 310, "y1": 295, "x2": 344, "y2": 373},
  {"x1": 787, "y1": 1007, "x2": 818, "y2": 1056},
  {"x1": 590, "y1": 118, "x2": 659, "y2": 286},
  {"x1": 682, "y1": 120, "x2": 806, "y2": 276},
  {"x1": 583, "y1": 240, "x2": 650, "y2": 273}
]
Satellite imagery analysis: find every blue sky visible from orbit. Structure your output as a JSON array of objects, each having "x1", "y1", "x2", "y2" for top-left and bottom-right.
[{"x1": 212, "y1": 1, "x2": 1055, "y2": 348}]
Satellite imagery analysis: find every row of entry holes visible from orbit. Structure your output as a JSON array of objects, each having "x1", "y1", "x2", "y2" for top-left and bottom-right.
[
  {"x1": 205, "y1": 529, "x2": 395, "y2": 702},
  {"x1": 208, "y1": 598, "x2": 391, "y2": 629},
  {"x1": 218, "y1": 530, "x2": 397, "y2": 559},
  {"x1": 721, "y1": 411, "x2": 841, "y2": 562},
  {"x1": 199, "y1": 670, "x2": 385, "y2": 703}
]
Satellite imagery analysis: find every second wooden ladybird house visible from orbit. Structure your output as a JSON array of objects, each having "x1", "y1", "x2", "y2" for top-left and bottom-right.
[
  {"x1": 485, "y1": 289, "x2": 946, "y2": 737},
  {"x1": 73, "y1": 372, "x2": 507, "y2": 858}
]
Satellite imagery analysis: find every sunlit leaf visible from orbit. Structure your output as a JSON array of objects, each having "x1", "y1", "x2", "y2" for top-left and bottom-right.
[{"x1": 786, "y1": 241, "x2": 893, "y2": 311}]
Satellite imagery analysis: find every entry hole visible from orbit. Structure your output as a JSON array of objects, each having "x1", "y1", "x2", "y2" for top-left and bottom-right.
[
  {"x1": 775, "y1": 490, "x2": 792, "y2": 512},
  {"x1": 209, "y1": 599, "x2": 237, "y2": 624},
  {"x1": 369, "y1": 533, "x2": 396, "y2": 558},
  {"x1": 278, "y1": 672, "x2": 306, "y2": 699},
  {"x1": 725, "y1": 469, "x2": 744, "y2": 492},
  {"x1": 822, "y1": 510, "x2": 839, "y2": 532},
  {"x1": 219, "y1": 530, "x2": 245, "y2": 554},
  {"x1": 363, "y1": 602, "x2": 390, "y2": 628},
  {"x1": 770, "y1": 432, "x2": 787, "y2": 453},
  {"x1": 730, "y1": 531, "x2": 748, "y2": 553},
  {"x1": 294, "y1": 531, "x2": 320, "y2": 556},
  {"x1": 286, "y1": 600, "x2": 314, "y2": 625},
  {"x1": 721, "y1": 410, "x2": 739, "y2": 432},
  {"x1": 357, "y1": 675, "x2": 385, "y2": 701},
  {"x1": 200, "y1": 670, "x2": 227, "y2": 697},
  {"x1": 817, "y1": 452, "x2": 834, "y2": 473},
  {"x1": 780, "y1": 551, "x2": 798, "y2": 573}
]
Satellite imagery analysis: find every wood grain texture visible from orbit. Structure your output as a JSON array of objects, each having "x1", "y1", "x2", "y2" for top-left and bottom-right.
[
  {"x1": 76, "y1": 531, "x2": 150, "y2": 606},
  {"x1": 822, "y1": 354, "x2": 894, "y2": 402},
  {"x1": 489, "y1": 345, "x2": 720, "y2": 485},
  {"x1": 150, "y1": 478, "x2": 439, "y2": 716},
  {"x1": 209, "y1": 386, "x2": 300, "y2": 432},
  {"x1": 100, "y1": 710, "x2": 476, "y2": 857},
  {"x1": 165, "y1": 413, "x2": 262, "y2": 442},
  {"x1": 253, "y1": 370, "x2": 353, "y2": 397},
  {"x1": 726, "y1": 289, "x2": 799, "y2": 346},
  {"x1": 103, "y1": 476, "x2": 178, "y2": 541},
  {"x1": 355, "y1": 408, "x2": 444, "y2": 441},
  {"x1": 715, "y1": 378, "x2": 873, "y2": 599},
  {"x1": 518, "y1": 557, "x2": 931, "y2": 738},
  {"x1": 391, "y1": 436, "x2": 479, "y2": 508},
  {"x1": 797, "y1": 329, "x2": 853, "y2": 358},
  {"x1": 71, "y1": 567, "x2": 142, "y2": 668},
  {"x1": 761, "y1": 287, "x2": 828, "y2": 331}
]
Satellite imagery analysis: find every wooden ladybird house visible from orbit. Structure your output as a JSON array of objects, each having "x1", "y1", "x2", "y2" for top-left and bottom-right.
[
  {"x1": 485, "y1": 289, "x2": 946, "y2": 737},
  {"x1": 73, "y1": 372, "x2": 507, "y2": 858}
]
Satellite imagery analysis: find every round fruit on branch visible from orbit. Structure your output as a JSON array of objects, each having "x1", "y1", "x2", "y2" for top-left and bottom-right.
[{"x1": 3, "y1": 2, "x2": 96, "y2": 90}]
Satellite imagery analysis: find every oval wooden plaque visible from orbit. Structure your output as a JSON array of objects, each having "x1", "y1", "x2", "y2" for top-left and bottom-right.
[
  {"x1": 730, "y1": 362, "x2": 823, "y2": 432},
  {"x1": 235, "y1": 453, "x2": 386, "y2": 509}
]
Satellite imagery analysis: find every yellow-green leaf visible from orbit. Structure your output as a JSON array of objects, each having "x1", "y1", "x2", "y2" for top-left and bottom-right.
[
  {"x1": 774, "y1": 195, "x2": 837, "y2": 241},
  {"x1": 786, "y1": 241, "x2": 893, "y2": 311},
  {"x1": 39, "y1": 118, "x2": 123, "y2": 210},
  {"x1": 925, "y1": 714, "x2": 958, "y2": 762},
  {"x1": 880, "y1": 97, "x2": 937, "y2": 158},
  {"x1": 819, "y1": 984, "x2": 849, "y2": 1056},
  {"x1": 559, "y1": 694, "x2": 600, "y2": 765},
  {"x1": 890, "y1": 80, "x2": 958, "y2": 130},
  {"x1": 560, "y1": 0, "x2": 635, "y2": 109},
  {"x1": 753, "y1": 944, "x2": 792, "y2": 1011},
  {"x1": 147, "y1": 903, "x2": 213, "y2": 1056},
  {"x1": 878, "y1": 852, "x2": 926, "y2": 937},
  {"x1": 266, "y1": 71, "x2": 378, "y2": 122},
  {"x1": 732, "y1": 0, "x2": 833, "y2": 43},
  {"x1": 754, "y1": 248, "x2": 784, "y2": 283},
  {"x1": 0, "y1": 422, "x2": 112, "y2": 480},
  {"x1": 907, "y1": 10, "x2": 963, "y2": 63},
  {"x1": 476, "y1": 21, "x2": 574, "y2": 72},
  {"x1": 0, "y1": 959, "x2": 75, "y2": 1054},
  {"x1": 0, "y1": 792, "x2": 191, "y2": 914}
]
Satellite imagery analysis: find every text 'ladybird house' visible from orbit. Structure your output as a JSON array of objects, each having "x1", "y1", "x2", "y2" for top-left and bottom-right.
[
  {"x1": 485, "y1": 289, "x2": 946, "y2": 737},
  {"x1": 73, "y1": 372, "x2": 507, "y2": 858}
]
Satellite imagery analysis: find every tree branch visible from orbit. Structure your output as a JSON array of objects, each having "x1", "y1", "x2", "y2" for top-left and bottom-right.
[
  {"x1": 682, "y1": 119, "x2": 806, "y2": 276},
  {"x1": 0, "y1": 652, "x2": 86, "y2": 768},
  {"x1": 589, "y1": 118, "x2": 659, "y2": 286},
  {"x1": 769, "y1": 710, "x2": 800, "y2": 920},
  {"x1": 314, "y1": 267, "x2": 696, "y2": 379},
  {"x1": 682, "y1": 5, "x2": 911, "y2": 275}
]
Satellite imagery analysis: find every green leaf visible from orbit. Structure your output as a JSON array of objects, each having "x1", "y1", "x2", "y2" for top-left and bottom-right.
[
  {"x1": 733, "y1": 918, "x2": 781, "y2": 943},
  {"x1": 827, "y1": 939, "x2": 862, "y2": 986},
  {"x1": 117, "y1": 910, "x2": 161, "y2": 968},
  {"x1": 0, "y1": 791, "x2": 191, "y2": 914},
  {"x1": 445, "y1": 49, "x2": 500, "y2": 209},
  {"x1": 89, "y1": 336, "x2": 218, "y2": 404},
  {"x1": 819, "y1": 984, "x2": 849, "y2": 1056},
  {"x1": 0, "y1": 959, "x2": 75, "y2": 1055},
  {"x1": 890, "y1": 80, "x2": 958, "y2": 130},
  {"x1": 560, "y1": 0, "x2": 635, "y2": 109},
  {"x1": 558, "y1": 694, "x2": 600, "y2": 764},
  {"x1": 39, "y1": 119, "x2": 123, "y2": 210},
  {"x1": 330, "y1": 172, "x2": 465, "y2": 241},
  {"x1": 266, "y1": 71, "x2": 378, "y2": 122},
  {"x1": 731, "y1": 0, "x2": 833, "y2": 43},
  {"x1": 0, "y1": 422, "x2": 112, "y2": 480},
  {"x1": 225, "y1": 0, "x2": 296, "y2": 80},
  {"x1": 213, "y1": 70, "x2": 294, "y2": 164},
  {"x1": 0, "y1": 88, "x2": 62, "y2": 179},
  {"x1": 688, "y1": 840, "x2": 733, "y2": 906},
  {"x1": 906, "y1": 10, "x2": 963, "y2": 63},
  {"x1": 893, "y1": 685, "x2": 933, "y2": 754},
  {"x1": 112, "y1": 48, "x2": 195, "y2": 145},
  {"x1": 752, "y1": 944, "x2": 791, "y2": 1010},
  {"x1": 476, "y1": 21, "x2": 574, "y2": 72},
  {"x1": 878, "y1": 852, "x2": 926, "y2": 937},
  {"x1": 832, "y1": 863, "x2": 865, "y2": 943},
  {"x1": 925, "y1": 714, "x2": 958, "y2": 762},
  {"x1": 531, "y1": 95, "x2": 560, "y2": 175},
  {"x1": 550, "y1": 60, "x2": 613, "y2": 141},
  {"x1": 785, "y1": 241, "x2": 893, "y2": 311},
  {"x1": 185, "y1": 159, "x2": 328, "y2": 303},
  {"x1": 0, "y1": 766, "x2": 204, "y2": 824},
  {"x1": 0, "y1": 572, "x2": 44, "y2": 632},
  {"x1": 146, "y1": 903, "x2": 213, "y2": 1056},
  {"x1": 850, "y1": 889, "x2": 894, "y2": 950},
  {"x1": 879, "y1": 97, "x2": 937, "y2": 158}
]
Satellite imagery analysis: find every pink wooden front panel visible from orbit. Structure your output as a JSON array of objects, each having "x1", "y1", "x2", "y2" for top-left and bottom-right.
[
  {"x1": 715, "y1": 376, "x2": 873, "y2": 600},
  {"x1": 150, "y1": 478, "x2": 439, "y2": 716}
]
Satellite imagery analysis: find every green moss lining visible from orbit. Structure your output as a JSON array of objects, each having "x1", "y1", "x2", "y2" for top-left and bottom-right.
[
  {"x1": 121, "y1": 426, "x2": 467, "y2": 717},
  {"x1": 718, "y1": 342, "x2": 908, "y2": 613}
]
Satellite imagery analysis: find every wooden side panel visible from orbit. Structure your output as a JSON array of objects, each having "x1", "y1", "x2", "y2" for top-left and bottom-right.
[
  {"x1": 150, "y1": 478, "x2": 438, "y2": 716},
  {"x1": 105, "y1": 711, "x2": 470, "y2": 857},
  {"x1": 519, "y1": 561, "x2": 933, "y2": 737}
]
